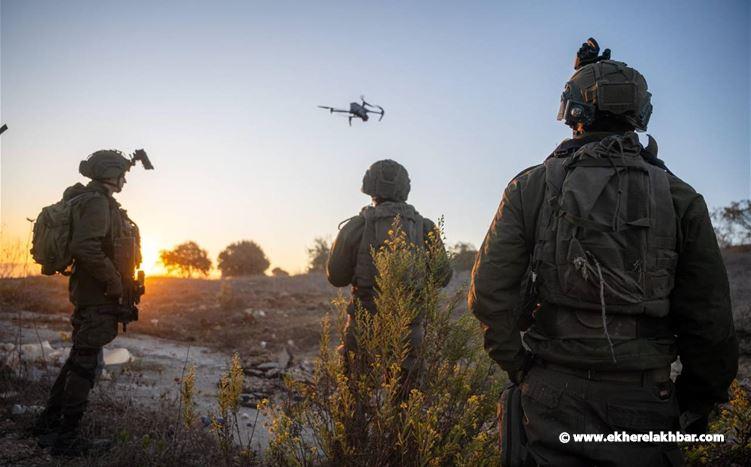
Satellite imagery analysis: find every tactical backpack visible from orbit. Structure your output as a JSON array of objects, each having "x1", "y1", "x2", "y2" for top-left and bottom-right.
[
  {"x1": 30, "y1": 191, "x2": 99, "y2": 275},
  {"x1": 354, "y1": 201, "x2": 426, "y2": 290},
  {"x1": 530, "y1": 133, "x2": 678, "y2": 355}
]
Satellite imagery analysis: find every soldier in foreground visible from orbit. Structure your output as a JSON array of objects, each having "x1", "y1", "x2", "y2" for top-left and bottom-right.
[
  {"x1": 32, "y1": 150, "x2": 149, "y2": 456},
  {"x1": 469, "y1": 39, "x2": 738, "y2": 465},
  {"x1": 326, "y1": 159, "x2": 452, "y2": 388}
]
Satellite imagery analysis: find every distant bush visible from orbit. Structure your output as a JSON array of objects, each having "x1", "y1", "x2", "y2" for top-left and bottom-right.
[
  {"x1": 713, "y1": 199, "x2": 751, "y2": 247},
  {"x1": 217, "y1": 282, "x2": 244, "y2": 311},
  {"x1": 450, "y1": 241, "x2": 478, "y2": 272},
  {"x1": 307, "y1": 237, "x2": 330, "y2": 273},
  {"x1": 265, "y1": 220, "x2": 503, "y2": 465},
  {"x1": 159, "y1": 241, "x2": 212, "y2": 277},
  {"x1": 271, "y1": 267, "x2": 289, "y2": 277},
  {"x1": 217, "y1": 240, "x2": 269, "y2": 277}
]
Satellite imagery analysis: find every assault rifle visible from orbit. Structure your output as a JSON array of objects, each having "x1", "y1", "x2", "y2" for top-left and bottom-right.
[{"x1": 114, "y1": 236, "x2": 145, "y2": 332}]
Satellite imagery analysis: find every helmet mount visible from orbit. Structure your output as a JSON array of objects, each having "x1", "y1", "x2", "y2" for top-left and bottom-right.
[{"x1": 558, "y1": 38, "x2": 652, "y2": 133}]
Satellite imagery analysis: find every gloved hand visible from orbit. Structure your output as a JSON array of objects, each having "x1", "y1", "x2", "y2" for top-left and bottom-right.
[
  {"x1": 506, "y1": 351, "x2": 535, "y2": 385},
  {"x1": 105, "y1": 279, "x2": 123, "y2": 299},
  {"x1": 680, "y1": 410, "x2": 710, "y2": 435},
  {"x1": 506, "y1": 370, "x2": 522, "y2": 385}
]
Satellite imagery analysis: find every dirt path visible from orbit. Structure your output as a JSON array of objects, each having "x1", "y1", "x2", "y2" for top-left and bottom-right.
[{"x1": 0, "y1": 311, "x2": 272, "y2": 451}]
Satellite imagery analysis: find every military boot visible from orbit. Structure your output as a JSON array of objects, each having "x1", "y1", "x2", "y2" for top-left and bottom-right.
[
  {"x1": 50, "y1": 415, "x2": 89, "y2": 457},
  {"x1": 31, "y1": 408, "x2": 61, "y2": 437},
  {"x1": 32, "y1": 408, "x2": 64, "y2": 449}
]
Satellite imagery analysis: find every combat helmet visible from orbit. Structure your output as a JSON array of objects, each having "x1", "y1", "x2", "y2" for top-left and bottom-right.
[
  {"x1": 361, "y1": 159, "x2": 411, "y2": 202},
  {"x1": 79, "y1": 150, "x2": 132, "y2": 180},
  {"x1": 557, "y1": 38, "x2": 652, "y2": 132}
]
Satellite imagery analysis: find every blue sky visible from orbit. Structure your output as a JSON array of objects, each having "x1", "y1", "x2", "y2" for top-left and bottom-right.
[{"x1": 1, "y1": 0, "x2": 749, "y2": 273}]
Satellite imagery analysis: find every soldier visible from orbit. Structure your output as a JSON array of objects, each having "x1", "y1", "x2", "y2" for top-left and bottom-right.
[
  {"x1": 33, "y1": 150, "x2": 145, "y2": 456},
  {"x1": 469, "y1": 39, "x2": 738, "y2": 466},
  {"x1": 326, "y1": 159, "x2": 452, "y2": 387}
]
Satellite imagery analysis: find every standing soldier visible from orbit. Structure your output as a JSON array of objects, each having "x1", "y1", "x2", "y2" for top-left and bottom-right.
[
  {"x1": 327, "y1": 159, "x2": 452, "y2": 387},
  {"x1": 32, "y1": 149, "x2": 150, "y2": 456},
  {"x1": 469, "y1": 39, "x2": 738, "y2": 466}
]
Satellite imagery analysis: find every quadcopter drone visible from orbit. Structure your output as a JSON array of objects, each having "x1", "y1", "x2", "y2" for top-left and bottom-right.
[{"x1": 318, "y1": 96, "x2": 384, "y2": 126}]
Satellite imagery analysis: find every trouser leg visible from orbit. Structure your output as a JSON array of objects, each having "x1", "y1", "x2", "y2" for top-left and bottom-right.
[
  {"x1": 60, "y1": 347, "x2": 100, "y2": 425},
  {"x1": 399, "y1": 316, "x2": 425, "y2": 393},
  {"x1": 43, "y1": 359, "x2": 71, "y2": 417},
  {"x1": 521, "y1": 364, "x2": 682, "y2": 467}
]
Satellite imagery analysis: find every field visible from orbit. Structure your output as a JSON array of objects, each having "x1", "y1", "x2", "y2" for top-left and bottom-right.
[{"x1": 0, "y1": 247, "x2": 748, "y2": 465}]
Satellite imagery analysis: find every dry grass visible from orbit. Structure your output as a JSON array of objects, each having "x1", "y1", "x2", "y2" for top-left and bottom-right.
[{"x1": 0, "y1": 363, "x2": 258, "y2": 466}]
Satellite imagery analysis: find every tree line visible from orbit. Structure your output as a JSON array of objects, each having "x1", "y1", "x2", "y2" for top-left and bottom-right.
[
  {"x1": 158, "y1": 237, "x2": 484, "y2": 278},
  {"x1": 159, "y1": 199, "x2": 751, "y2": 278}
]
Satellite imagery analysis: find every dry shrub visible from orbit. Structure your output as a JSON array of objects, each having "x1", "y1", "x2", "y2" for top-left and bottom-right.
[
  {"x1": 0, "y1": 363, "x2": 248, "y2": 467},
  {"x1": 683, "y1": 379, "x2": 751, "y2": 466},
  {"x1": 0, "y1": 236, "x2": 32, "y2": 279},
  {"x1": 265, "y1": 220, "x2": 504, "y2": 466},
  {"x1": 217, "y1": 281, "x2": 244, "y2": 311}
]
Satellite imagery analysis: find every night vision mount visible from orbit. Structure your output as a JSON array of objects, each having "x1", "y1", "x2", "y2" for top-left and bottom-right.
[
  {"x1": 131, "y1": 149, "x2": 154, "y2": 170},
  {"x1": 574, "y1": 37, "x2": 611, "y2": 70}
]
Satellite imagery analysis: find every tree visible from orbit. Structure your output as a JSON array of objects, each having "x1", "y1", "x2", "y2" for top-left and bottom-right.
[
  {"x1": 217, "y1": 240, "x2": 270, "y2": 277},
  {"x1": 306, "y1": 237, "x2": 330, "y2": 273},
  {"x1": 159, "y1": 241, "x2": 212, "y2": 277},
  {"x1": 450, "y1": 242, "x2": 478, "y2": 272},
  {"x1": 271, "y1": 267, "x2": 289, "y2": 277},
  {"x1": 713, "y1": 200, "x2": 751, "y2": 247}
]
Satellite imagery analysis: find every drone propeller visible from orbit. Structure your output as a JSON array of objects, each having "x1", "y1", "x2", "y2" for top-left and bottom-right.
[
  {"x1": 362, "y1": 104, "x2": 385, "y2": 121},
  {"x1": 319, "y1": 105, "x2": 353, "y2": 114}
]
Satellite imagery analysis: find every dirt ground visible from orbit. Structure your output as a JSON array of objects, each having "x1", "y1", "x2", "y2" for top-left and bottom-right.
[
  {"x1": 0, "y1": 271, "x2": 471, "y2": 362},
  {"x1": 0, "y1": 271, "x2": 472, "y2": 464},
  {"x1": 0, "y1": 252, "x2": 748, "y2": 465},
  {"x1": 0, "y1": 273, "x2": 340, "y2": 362}
]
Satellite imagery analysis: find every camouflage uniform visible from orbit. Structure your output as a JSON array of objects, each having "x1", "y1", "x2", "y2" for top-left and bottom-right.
[
  {"x1": 327, "y1": 160, "x2": 452, "y2": 375},
  {"x1": 36, "y1": 152, "x2": 141, "y2": 454},
  {"x1": 470, "y1": 40, "x2": 738, "y2": 466}
]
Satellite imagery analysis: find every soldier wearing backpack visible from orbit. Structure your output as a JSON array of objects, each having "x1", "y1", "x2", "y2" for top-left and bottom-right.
[
  {"x1": 469, "y1": 39, "x2": 738, "y2": 466},
  {"x1": 32, "y1": 149, "x2": 149, "y2": 456},
  {"x1": 327, "y1": 159, "x2": 452, "y2": 388}
]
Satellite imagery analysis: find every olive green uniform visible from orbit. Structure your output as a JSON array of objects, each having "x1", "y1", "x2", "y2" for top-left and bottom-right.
[
  {"x1": 42, "y1": 180, "x2": 140, "y2": 435},
  {"x1": 327, "y1": 201, "x2": 452, "y2": 372},
  {"x1": 469, "y1": 133, "x2": 738, "y2": 465}
]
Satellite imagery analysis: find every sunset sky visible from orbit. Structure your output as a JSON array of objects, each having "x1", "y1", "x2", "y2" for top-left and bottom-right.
[{"x1": 1, "y1": 0, "x2": 749, "y2": 275}]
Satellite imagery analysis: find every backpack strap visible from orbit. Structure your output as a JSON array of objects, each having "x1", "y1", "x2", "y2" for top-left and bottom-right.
[
  {"x1": 66, "y1": 190, "x2": 101, "y2": 207},
  {"x1": 528, "y1": 157, "x2": 568, "y2": 297}
]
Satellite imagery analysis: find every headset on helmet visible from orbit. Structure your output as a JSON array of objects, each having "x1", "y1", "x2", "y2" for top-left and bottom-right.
[{"x1": 557, "y1": 38, "x2": 653, "y2": 132}]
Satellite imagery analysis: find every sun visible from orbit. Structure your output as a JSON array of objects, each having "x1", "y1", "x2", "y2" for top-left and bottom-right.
[{"x1": 138, "y1": 236, "x2": 168, "y2": 277}]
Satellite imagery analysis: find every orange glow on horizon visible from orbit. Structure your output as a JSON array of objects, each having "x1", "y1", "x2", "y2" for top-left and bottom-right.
[{"x1": 139, "y1": 236, "x2": 168, "y2": 277}]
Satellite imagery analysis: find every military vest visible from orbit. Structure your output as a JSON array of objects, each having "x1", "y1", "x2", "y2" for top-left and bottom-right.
[
  {"x1": 353, "y1": 202, "x2": 425, "y2": 291},
  {"x1": 72, "y1": 190, "x2": 142, "y2": 273},
  {"x1": 532, "y1": 133, "x2": 678, "y2": 321}
]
